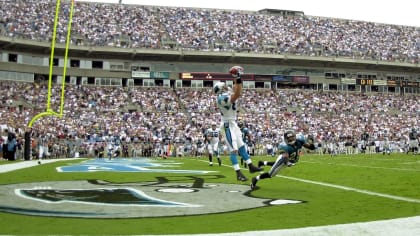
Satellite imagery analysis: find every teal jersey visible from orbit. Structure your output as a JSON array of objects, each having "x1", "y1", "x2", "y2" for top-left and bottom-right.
[
  {"x1": 240, "y1": 127, "x2": 251, "y2": 144},
  {"x1": 278, "y1": 136, "x2": 306, "y2": 162}
]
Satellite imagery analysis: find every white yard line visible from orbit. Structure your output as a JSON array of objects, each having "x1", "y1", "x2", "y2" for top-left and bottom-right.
[
  {"x1": 278, "y1": 175, "x2": 420, "y2": 203},
  {"x1": 303, "y1": 160, "x2": 420, "y2": 172},
  {"x1": 196, "y1": 159, "x2": 420, "y2": 235}
]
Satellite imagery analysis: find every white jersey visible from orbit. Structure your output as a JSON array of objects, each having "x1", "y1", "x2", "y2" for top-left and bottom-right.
[
  {"x1": 215, "y1": 90, "x2": 244, "y2": 151},
  {"x1": 216, "y1": 91, "x2": 237, "y2": 122},
  {"x1": 205, "y1": 128, "x2": 220, "y2": 144}
]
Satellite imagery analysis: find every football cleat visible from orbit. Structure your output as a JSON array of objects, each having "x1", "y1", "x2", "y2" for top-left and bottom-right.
[
  {"x1": 257, "y1": 160, "x2": 264, "y2": 168},
  {"x1": 250, "y1": 177, "x2": 258, "y2": 190},
  {"x1": 236, "y1": 171, "x2": 248, "y2": 181},
  {"x1": 248, "y1": 163, "x2": 263, "y2": 173}
]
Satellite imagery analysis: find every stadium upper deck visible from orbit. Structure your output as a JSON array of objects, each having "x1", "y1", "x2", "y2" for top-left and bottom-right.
[{"x1": 0, "y1": 0, "x2": 418, "y2": 64}]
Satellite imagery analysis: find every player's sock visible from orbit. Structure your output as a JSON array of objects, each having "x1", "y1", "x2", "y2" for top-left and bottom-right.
[{"x1": 259, "y1": 172, "x2": 271, "y2": 180}]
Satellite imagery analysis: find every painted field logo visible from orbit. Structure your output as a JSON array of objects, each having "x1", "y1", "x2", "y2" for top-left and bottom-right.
[
  {"x1": 0, "y1": 159, "x2": 303, "y2": 218},
  {"x1": 0, "y1": 178, "x2": 303, "y2": 218}
]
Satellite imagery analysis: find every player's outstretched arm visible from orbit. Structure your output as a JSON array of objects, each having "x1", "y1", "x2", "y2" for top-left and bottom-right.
[
  {"x1": 229, "y1": 66, "x2": 243, "y2": 103},
  {"x1": 303, "y1": 135, "x2": 316, "y2": 150}
]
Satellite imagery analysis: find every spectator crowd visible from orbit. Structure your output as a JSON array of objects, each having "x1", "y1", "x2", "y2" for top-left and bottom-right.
[
  {"x1": 0, "y1": 1, "x2": 418, "y2": 159},
  {"x1": 0, "y1": 0, "x2": 418, "y2": 63},
  {"x1": 0, "y1": 80, "x2": 418, "y2": 160}
]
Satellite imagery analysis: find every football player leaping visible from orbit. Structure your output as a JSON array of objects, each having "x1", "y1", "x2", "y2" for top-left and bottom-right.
[
  {"x1": 213, "y1": 66, "x2": 263, "y2": 181},
  {"x1": 250, "y1": 130, "x2": 316, "y2": 190}
]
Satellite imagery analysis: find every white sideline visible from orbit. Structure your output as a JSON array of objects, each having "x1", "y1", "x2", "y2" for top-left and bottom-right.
[
  {"x1": 0, "y1": 158, "x2": 73, "y2": 173},
  {"x1": 141, "y1": 215, "x2": 420, "y2": 236}
]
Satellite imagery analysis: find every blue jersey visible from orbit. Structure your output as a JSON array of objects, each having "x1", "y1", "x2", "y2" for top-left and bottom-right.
[{"x1": 278, "y1": 136, "x2": 306, "y2": 162}]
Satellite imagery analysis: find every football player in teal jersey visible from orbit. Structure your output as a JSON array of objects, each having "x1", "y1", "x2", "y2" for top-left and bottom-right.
[
  {"x1": 250, "y1": 130, "x2": 316, "y2": 190},
  {"x1": 238, "y1": 120, "x2": 252, "y2": 168}
]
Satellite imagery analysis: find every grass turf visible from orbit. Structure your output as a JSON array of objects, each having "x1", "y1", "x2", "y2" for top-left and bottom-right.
[{"x1": 0, "y1": 153, "x2": 419, "y2": 235}]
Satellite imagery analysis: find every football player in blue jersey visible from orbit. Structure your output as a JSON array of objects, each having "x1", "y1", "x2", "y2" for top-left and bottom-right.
[
  {"x1": 213, "y1": 66, "x2": 263, "y2": 181},
  {"x1": 250, "y1": 130, "x2": 316, "y2": 190}
]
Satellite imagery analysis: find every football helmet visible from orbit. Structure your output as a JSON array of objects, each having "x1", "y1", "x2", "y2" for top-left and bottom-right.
[
  {"x1": 238, "y1": 120, "x2": 244, "y2": 128},
  {"x1": 213, "y1": 82, "x2": 227, "y2": 94},
  {"x1": 229, "y1": 66, "x2": 244, "y2": 78},
  {"x1": 284, "y1": 130, "x2": 296, "y2": 145}
]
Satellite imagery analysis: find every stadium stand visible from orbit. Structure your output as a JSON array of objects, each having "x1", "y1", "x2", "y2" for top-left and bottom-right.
[
  {"x1": 0, "y1": 0, "x2": 418, "y2": 63},
  {"x1": 0, "y1": 1, "x2": 418, "y2": 159}
]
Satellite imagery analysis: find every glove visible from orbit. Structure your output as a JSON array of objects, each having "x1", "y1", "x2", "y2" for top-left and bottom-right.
[{"x1": 229, "y1": 66, "x2": 244, "y2": 78}]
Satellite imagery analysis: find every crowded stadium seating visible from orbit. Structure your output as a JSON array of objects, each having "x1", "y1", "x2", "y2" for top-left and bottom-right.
[
  {"x1": 0, "y1": 0, "x2": 418, "y2": 159},
  {"x1": 0, "y1": 0, "x2": 418, "y2": 63}
]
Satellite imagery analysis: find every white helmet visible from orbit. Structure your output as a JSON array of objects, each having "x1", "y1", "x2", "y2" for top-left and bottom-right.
[{"x1": 213, "y1": 82, "x2": 226, "y2": 94}]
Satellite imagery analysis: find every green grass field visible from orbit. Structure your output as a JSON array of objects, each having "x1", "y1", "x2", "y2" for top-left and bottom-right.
[{"x1": 0, "y1": 153, "x2": 419, "y2": 235}]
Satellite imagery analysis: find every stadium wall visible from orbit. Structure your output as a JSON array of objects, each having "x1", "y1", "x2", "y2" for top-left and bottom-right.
[{"x1": 0, "y1": 37, "x2": 419, "y2": 94}]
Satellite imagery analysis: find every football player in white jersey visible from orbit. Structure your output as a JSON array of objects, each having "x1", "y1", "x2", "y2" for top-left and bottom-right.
[
  {"x1": 205, "y1": 122, "x2": 222, "y2": 166},
  {"x1": 213, "y1": 66, "x2": 263, "y2": 181}
]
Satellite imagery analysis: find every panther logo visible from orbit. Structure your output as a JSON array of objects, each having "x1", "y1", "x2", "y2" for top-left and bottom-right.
[{"x1": 0, "y1": 159, "x2": 303, "y2": 218}]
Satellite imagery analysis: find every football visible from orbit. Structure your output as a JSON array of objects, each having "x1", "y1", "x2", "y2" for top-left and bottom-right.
[{"x1": 229, "y1": 66, "x2": 244, "y2": 77}]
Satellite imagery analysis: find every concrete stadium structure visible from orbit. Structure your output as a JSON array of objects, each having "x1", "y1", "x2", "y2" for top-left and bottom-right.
[{"x1": 0, "y1": 36, "x2": 419, "y2": 94}]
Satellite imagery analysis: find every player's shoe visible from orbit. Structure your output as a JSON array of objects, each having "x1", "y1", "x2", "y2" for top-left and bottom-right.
[
  {"x1": 257, "y1": 160, "x2": 264, "y2": 168},
  {"x1": 236, "y1": 171, "x2": 248, "y2": 181},
  {"x1": 248, "y1": 163, "x2": 263, "y2": 173},
  {"x1": 250, "y1": 177, "x2": 258, "y2": 190}
]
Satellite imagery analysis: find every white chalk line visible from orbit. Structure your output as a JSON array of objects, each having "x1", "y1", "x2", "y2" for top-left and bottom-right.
[{"x1": 303, "y1": 160, "x2": 420, "y2": 172}]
